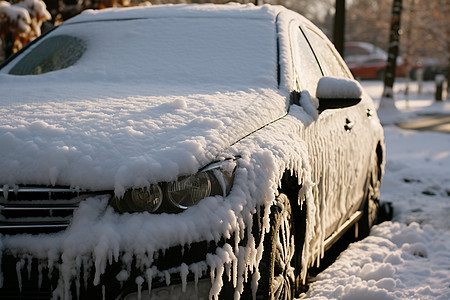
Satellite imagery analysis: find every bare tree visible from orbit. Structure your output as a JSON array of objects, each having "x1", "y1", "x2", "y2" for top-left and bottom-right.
[
  {"x1": 382, "y1": 0, "x2": 402, "y2": 99},
  {"x1": 333, "y1": 0, "x2": 345, "y2": 56},
  {"x1": 377, "y1": 0, "x2": 403, "y2": 124},
  {"x1": 346, "y1": 0, "x2": 391, "y2": 50}
]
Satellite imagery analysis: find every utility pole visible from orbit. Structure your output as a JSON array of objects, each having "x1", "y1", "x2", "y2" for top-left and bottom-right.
[{"x1": 333, "y1": 0, "x2": 346, "y2": 57}]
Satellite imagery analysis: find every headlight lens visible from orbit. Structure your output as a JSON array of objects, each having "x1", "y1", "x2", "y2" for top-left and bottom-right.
[
  {"x1": 113, "y1": 185, "x2": 163, "y2": 213},
  {"x1": 111, "y1": 159, "x2": 236, "y2": 213},
  {"x1": 167, "y1": 172, "x2": 211, "y2": 209}
]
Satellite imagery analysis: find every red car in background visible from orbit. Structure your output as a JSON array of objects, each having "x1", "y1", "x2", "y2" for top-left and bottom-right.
[{"x1": 345, "y1": 41, "x2": 405, "y2": 80}]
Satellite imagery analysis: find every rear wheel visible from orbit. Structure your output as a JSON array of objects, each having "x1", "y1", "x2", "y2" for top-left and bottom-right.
[
  {"x1": 256, "y1": 193, "x2": 296, "y2": 300},
  {"x1": 359, "y1": 159, "x2": 381, "y2": 237}
]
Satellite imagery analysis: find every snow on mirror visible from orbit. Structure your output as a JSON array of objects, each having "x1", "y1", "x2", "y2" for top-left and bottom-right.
[{"x1": 316, "y1": 76, "x2": 363, "y2": 111}]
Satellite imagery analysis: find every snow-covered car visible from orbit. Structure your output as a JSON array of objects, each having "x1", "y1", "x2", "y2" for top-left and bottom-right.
[{"x1": 0, "y1": 4, "x2": 384, "y2": 299}]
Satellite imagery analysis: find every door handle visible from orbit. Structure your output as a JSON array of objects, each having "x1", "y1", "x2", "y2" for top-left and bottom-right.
[{"x1": 345, "y1": 118, "x2": 354, "y2": 132}]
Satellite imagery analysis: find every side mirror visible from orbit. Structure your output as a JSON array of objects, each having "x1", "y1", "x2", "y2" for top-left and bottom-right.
[{"x1": 316, "y1": 77, "x2": 362, "y2": 112}]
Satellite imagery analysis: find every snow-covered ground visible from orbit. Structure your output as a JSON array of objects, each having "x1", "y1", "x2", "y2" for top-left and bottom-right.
[{"x1": 301, "y1": 80, "x2": 450, "y2": 299}]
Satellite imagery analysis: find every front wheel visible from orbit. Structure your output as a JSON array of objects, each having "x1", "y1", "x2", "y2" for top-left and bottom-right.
[{"x1": 256, "y1": 193, "x2": 296, "y2": 300}]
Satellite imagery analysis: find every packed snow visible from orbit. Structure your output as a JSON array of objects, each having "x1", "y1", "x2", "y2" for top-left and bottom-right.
[{"x1": 301, "y1": 80, "x2": 450, "y2": 299}]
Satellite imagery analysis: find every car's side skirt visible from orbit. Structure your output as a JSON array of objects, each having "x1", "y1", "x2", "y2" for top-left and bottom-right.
[{"x1": 323, "y1": 210, "x2": 363, "y2": 252}]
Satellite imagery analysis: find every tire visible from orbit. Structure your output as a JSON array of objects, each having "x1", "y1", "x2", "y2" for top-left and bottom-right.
[
  {"x1": 256, "y1": 193, "x2": 296, "y2": 300},
  {"x1": 359, "y1": 160, "x2": 381, "y2": 237}
]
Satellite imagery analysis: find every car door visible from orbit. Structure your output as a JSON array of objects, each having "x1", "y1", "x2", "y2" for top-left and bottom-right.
[{"x1": 290, "y1": 21, "x2": 368, "y2": 241}]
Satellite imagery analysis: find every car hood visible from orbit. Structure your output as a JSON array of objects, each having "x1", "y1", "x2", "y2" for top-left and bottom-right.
[{"x1": 0, "y1": 80, "x2": 288, "y2": 193}]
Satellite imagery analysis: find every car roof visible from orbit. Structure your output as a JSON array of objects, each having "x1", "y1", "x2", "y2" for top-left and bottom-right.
[{"x1": 64, "y1": 3, "x2": 287, "y2": 24}]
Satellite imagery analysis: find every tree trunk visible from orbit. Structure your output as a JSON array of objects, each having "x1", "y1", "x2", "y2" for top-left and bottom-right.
[
  {"x1": 382, "y1": 0, "x2": 402, "y2": 99},
  {"x1": 378, "y1": 0, "x2": 404, "y2": 124},
  {"x1": 333, "y1": 0, "x2": 346, "y2": 57}
]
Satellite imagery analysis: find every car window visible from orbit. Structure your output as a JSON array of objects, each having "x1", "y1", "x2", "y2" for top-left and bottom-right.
[
  {"x1": 345, "y1": 46, "x2": 369, "y2": 56},
  {"x1": 303, "y1": 26, "x2": 352, "y2": 79},
  {"x1": 290, "y1": 22, "x2": 323, "y2": 98},
  {"x1": 8, "y1": 35, "x2": 86, "y2": 75},
  {"x1": 366, "y1": 58, "x2": 384, "y2": 64}
]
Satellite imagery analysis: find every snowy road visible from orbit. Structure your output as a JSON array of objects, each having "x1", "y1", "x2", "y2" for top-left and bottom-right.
[
  {"x1": 299, "y1": 80, "x2": 450, "y2": 299},
  {"x1": 398, "y1": 113, "x2": 450, "y2": 133}
]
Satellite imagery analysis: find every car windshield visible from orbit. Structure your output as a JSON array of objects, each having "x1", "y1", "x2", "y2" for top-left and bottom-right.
[
  {"x1": 2, "y1": 17, "x2": 278, "y2": 88},
  {"x1": 8, "y1": 35, "x2": 86, "y2": 75}
]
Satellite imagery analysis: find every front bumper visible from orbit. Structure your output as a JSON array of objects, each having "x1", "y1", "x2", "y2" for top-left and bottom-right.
[
  {"x1": 123, "y1": 278, "x2": 212, "y2": 300},
  {"x1": 0, "y1": 239, "x2": 224, "y2": 300}
]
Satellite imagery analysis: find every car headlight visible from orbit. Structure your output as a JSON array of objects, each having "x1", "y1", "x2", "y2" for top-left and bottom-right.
[
  {"x1": 111, "y1": 159, "x2": 236, "y2": 213},
  {"x1": 167, "y1": 172, "x2": 212, "y2": 209},
  {"x1": 113, "y1": 185, "x2": 163, "y2": 213}
]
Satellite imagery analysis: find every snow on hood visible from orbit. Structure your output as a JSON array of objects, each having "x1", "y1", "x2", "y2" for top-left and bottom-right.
[
  {"x1": 0, "y1": 83, "x2": 288, "y2": 193},
  {"x1": 0, "y1": 4, "x2": 289, "y2": 193}
]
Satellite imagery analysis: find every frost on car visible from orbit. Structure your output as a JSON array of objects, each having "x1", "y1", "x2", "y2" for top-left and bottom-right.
[{"x1": 0, "y1": 4, "x2": 385, "y2": 300}]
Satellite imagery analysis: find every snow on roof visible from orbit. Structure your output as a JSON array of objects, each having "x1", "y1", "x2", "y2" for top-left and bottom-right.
[{"x1": 66, "y1": 3, "x2": 286, "y2": 24}]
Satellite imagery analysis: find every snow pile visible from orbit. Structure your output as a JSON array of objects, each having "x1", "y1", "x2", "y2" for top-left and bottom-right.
[
  {"x1": 302, "y1": 80, "x2": 450, "y2": 299},
  {"x1": 303, "y1": 221, "x2": 450, "y2": 299}
]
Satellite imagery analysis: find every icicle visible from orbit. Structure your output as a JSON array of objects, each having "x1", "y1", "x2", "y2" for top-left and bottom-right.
[
  {"x1": 49, "y1": 167, "x2": 58, "y2": 186},
  {"x1": 145, "y1": 266, "x2": 156, "y2": 296},
  {"x1": 180, "y1": 263, "x2": 189, "y2": 293},
  {"x1": 225, "y1": 261, "x2": 231, "y2": 283},
  {"x1": 115, "y1": 270, "x2": 129, "y2": 283},
  {"x1": 2, "y1": 184, "x2": 8, "y2": 200},
  {"x1": 38, "y1": 263, "x2": 43, "y2": 289},
  {"x1": 231, "y1": 247, "x2": 238, "y2": 289},
  {"x1": 251, "y1": 268, "x2": 260, "y2": 300},
  {"x1": 135, "y1": 276, "x2": 144, "y2": 300},
  {"x1": 16, "y1": 259, "x2": 25, "y2": 292},
  {"x1": 52, "y1": 278, "x2": 64, "y2": 299},
  {"x1": 75, "y1": 255, "x2": 82, "y2": 300},
  {"x1": 209, "y1": 263, "x2": 224, "y2": 300},
  {"x1": 189, "y1": 263, "x2": 200, "y2": 291},
  {"x1": 26, "y1": 255, "x2": 32, "y2": 280},
  {"x1": 164, "y1": 270, "x2": 170, "y2": 286},
  {"x1": 47, "y1": 257, "x2": 55, "y2": 279},
  {"x1": 63, "y1": 264, "x2": 71, "y2": 300},
  {"x1": 83, "y1": 256, "x2": 90, "y2": 291}
]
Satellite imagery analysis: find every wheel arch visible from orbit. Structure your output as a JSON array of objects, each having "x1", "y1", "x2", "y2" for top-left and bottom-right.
[
  {"x1": 375, "y1": 141, "x2": 384, "y2": 182},
  {"x1": 278, "y1": 171, "x2": 307, "y2": 292}
]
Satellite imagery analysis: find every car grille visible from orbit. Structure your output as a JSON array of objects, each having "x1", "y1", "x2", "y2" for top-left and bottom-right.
[{"x1": 0, "y1": 186, "x2": 111, "y2": 234}]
